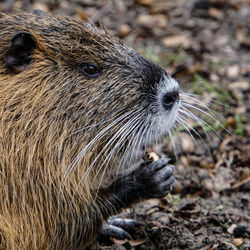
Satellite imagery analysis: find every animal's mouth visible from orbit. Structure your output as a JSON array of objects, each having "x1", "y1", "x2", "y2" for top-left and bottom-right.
[{"x1": 120, "y1": 92, "x2": 180, "y2": 168}]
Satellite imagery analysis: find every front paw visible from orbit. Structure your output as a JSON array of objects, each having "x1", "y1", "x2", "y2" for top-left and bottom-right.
[{"x1": 134, "y1": 158, "x2": 175, "y2": 199}]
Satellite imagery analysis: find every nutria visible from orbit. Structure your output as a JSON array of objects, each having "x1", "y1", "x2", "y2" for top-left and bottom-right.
[{"x1": 0, "y1": 11, "x2": 179, "y2": 249}]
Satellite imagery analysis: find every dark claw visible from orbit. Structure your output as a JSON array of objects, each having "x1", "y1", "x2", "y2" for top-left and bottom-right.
[
  {"x1": 101, "y1": 224, "x2": 132, "y2": 240},
  {"x1": 99, "y1": 217, "x2": 144, "y2": 242},
  {"x1": 155, "y1": 165, "x2": 174, "y2": 183},
  {"x1": 151, "y1": 158, "x2": 171, "y2": 172},
  {"x1": 107, "y1": 217, "x2": 144, "y2": 231},
  {"x1": 161, "y1": 164, "x2": 175, "y2": 179},
  {"x1": 132, "y1": 158, "x2": 175, "y2": 199},
  {"x1": 162, "y1": 175, "x2": 175, "y2": 190}
]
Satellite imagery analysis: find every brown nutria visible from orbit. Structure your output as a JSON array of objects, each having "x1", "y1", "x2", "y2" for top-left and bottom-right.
[{"x1": 0, "y1": 11, "x2": 180, "y2": 249}]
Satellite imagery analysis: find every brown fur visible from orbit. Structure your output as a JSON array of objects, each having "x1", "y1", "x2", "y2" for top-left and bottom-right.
[{"x1": 0, "y1": 12, "x2": 163, "y2": 249}]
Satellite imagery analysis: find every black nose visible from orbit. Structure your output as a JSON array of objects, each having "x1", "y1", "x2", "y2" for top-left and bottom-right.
[{"x1": 162, "y1": 91, "x2": 179, "y2": 110}]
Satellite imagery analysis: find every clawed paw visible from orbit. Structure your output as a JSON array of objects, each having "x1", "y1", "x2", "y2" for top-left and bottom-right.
[{"x1": 133, "y1": 158, "x2": 175, "y2": 199}]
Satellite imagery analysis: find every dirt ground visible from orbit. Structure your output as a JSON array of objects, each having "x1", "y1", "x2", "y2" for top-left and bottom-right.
[{"x1": 1, "y1": 0, "x2": 249, "y2": 249}]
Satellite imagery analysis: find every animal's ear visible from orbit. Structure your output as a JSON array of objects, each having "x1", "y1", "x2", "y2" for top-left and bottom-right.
[{"x1": 5, "y1": 31, "x2": 37, "y2": 72}]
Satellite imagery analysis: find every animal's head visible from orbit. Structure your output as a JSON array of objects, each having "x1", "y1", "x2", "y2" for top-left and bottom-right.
[{"x1": 0, "y1": 12, "x2": 180, "y2": 181}]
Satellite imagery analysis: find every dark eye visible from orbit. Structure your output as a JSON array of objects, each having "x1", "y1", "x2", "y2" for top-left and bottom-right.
[{"x1": 79, "y1": 63, "x2": 102, "y2": 79}]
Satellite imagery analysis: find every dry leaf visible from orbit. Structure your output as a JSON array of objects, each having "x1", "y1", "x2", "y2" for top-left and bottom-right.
[
  {"x1": 110, "y1": 237, "x2": 128, "y2": 245},
  {"x1": 128, "y1": 239, "x2": 146, "y2": 246},
  {"x1": 233, "y1": 238, "x2": 244, "y2": 247}
]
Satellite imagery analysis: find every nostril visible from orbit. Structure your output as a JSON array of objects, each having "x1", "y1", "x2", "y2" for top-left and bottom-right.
[{"x1": 162, "y1": 91, "x2": 179, "y2": 110}]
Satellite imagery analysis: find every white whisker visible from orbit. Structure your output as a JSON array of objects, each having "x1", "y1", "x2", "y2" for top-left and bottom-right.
[
  {"x1": 179, "y1": 106, "x2": 223, "y2": 140},
  {"x1": 180, "y1": 92, "x2": 229, "y2": 107},
  {"x1": 115, "y1": 119, "x2": 145, "y2": 176},
  {"x1": 175, "y1": 114, "x2": 213, "y2": 159},
  {"x1": 61, "y1": 110, "x2": 136, "y2": 187},
  {"x1": 168, "y1": 129, "x2": 177, "y2": 160},
  {"x1": 73, "y1": 109, "x2": 143, "y2": 195},
  {"x1": 65, "y1": 109, "x2": 127, "y2": 138},
  {"x1": 94, "y1": 116, "x2": 144, "y2": 198}
]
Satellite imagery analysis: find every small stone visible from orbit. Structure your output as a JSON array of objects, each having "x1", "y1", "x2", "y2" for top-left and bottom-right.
[
  {"x1": 137, "y1": 14, "x2": 152, "y2": 28},
  {"x1": 227, "y1": 65, "x2": 240, "y2": 79},
  {"x1": 210, "y1": 73, "x2": 219, "y2": 82},
  {"x1": 201, "y1": 178, "x2": 214, "y2": 191},
  {"x1": 137, "y1": 14, "x2": 167, "y2": 29},
  {"x1": 118, "y1": 24, "x2": 131, "y2": 37},
  {"x1": 228, "y1": 81, "x2": 249, "y2": 91},
  {"x1": 162, "y1": 34, "x2": 191, "y2": 48}
]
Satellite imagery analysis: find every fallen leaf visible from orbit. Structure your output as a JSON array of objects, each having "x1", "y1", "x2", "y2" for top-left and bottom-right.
[
  {"x1": 233, "y1": 238, "x2": 244, "y2": 247},
  {"x1": 128, "y1": 239, "x2": 146, "y2": 246},
  {"x1": 231, "y1": 177, "x2": 250, "y2": 189},
  {"x1": 110, "y1": 237, "x2": 127, "y2": 245},
  {"x1": 208, "y1": 7, "x2": 224, "y2": 19}
]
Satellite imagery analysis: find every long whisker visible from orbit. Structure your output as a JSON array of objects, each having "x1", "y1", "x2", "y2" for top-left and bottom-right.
[
  {"x1": 181, "y1": 101, "x2": 221, "y2": 124},
  {"x1": 168, "y1": 129, "x2": 177, "y2": 160},
  {"x1": 112, "y1": 118, "x2": 149, "y2": 200},
  {"x1": 66, "y1": 109, "x2": 127, "y2": 138},
  {"x1": 175, "y1": 114, "x2": 213, "y2": 159},
  {"x1": 180, "y1": 96, "x2": 226, "y2": 122},
  {"x1": 91, "y1": 112, "x2": 143, "y2": 183},
  {"x1": 115, "y1": 119, "x2": 145, "y2": 176},
  {"x1": 179, "y1": 106, "x2": 223, "y2": 140},
  {"x1": 61, "y1": 110, "x2": 136, "y2": 186},
  {"x1": 180, "y1": 92, "x2": 229, "y2": 107},
  {"x1": 93, "y1": 116, "x2": 144, "y2": 198},
  {"x1": 74, "y1": 110, "x2": 143, "y2": 193}
]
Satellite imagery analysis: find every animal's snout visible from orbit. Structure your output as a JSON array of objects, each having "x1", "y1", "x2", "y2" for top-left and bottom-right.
[{"x1": 161, "y1": 90, "x2": 179, "y2": 111}]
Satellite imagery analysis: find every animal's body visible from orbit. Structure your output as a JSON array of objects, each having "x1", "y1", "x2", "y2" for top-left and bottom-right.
[{"x1": 0, "y1": 12, "x2": 179, "y2": 249}]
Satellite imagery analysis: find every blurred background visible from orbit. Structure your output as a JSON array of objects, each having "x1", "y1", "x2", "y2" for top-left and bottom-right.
[{"x1": 1, "y1": 0, "x2": 249, "y2": 249}]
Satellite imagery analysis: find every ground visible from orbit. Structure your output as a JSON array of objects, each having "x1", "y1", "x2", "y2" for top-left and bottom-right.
[{"x1": 1, "y1": 0, "x2": 249, "y2": 249}]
